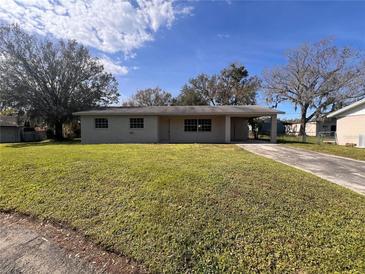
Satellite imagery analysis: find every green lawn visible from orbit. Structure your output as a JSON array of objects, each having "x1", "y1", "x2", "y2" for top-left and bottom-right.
[
  {"x1": 284, "y1": 143, "x2": 365, "y2": 161},
  {"x1": 1, "y1": 142, "x2": 365, "y2": 273},
  {"x1": 276, "y1": 135, "x2": 365, "y2": 161}
]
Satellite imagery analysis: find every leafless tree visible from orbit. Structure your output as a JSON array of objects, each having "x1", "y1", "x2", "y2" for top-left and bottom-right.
[
  {"x1": 124, "y1": 87, "x2": 172, "y2": 106},
  {"x1": 263, "y1": 39, "x2": 365, "y2": 141},
  {"x1": 0, "y1": 24, "x2": 119, "y2": 139}
]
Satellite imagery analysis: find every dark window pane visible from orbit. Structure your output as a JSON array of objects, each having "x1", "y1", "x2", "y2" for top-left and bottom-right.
[
  {"x1": 198, "y1": 119, "x2": 211, "y2": 132},
  {"x1": 130, "y1": 118, "x2": 144, "y2": 128},
  {"x1": 95, "y1": 118, "x2": 108, "y2": 128},
  {"x1": 184, "y1": 119, "x2": 197, "y2": 132}
]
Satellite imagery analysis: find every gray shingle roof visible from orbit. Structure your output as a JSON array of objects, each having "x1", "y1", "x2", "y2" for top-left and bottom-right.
[
  {"x1": 73, "y1": 105, "x2": 284, "y2": 116},
  {"x1": 0, "y1": 116, "x2": 19, "y2": 127}
]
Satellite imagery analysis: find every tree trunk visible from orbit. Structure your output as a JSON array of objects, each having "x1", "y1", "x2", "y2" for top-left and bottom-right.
[
  {"x1": 54, "y1": 121, "x2": 64, "y2": 140},
  {"x1": 299, "y1": 106, "x2": 308, "y2": 143},
  {"x1": 248, "y1": 118, "x2": 258, "y2": 140}
]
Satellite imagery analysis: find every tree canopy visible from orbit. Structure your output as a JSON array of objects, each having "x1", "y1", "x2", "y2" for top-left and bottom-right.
[
  {"x1": 0, "y1": 24, "x2": 119, "y2": 139},
  {"x1": 263, "y1": 39, "x2": 365, "y2": 140},
  {"x1": 175, "y1": 63, "x2": 260, "y2": 106},
  {"x1": 124, "y1": 87, "x2": 172, "y2": 106}
]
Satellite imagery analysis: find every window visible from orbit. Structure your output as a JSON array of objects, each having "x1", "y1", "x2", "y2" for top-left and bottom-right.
[
  {"x1": 198, "y1": 119, "x2": 211, "y2": 132},
  {"x1": 130, "y1": 118, "x2": 144, "y2": 128},
  {"x1": 184, "y1": 119, "x2": 211, "y2": 132},
  {"x1": 184, "y1": 119, "x2": 197, "y2": 132},
  {"x1": 95, "y1": 118, "x2": 108, "y2": 128},
  {"x1": 331, "y1": 125, "x2": 336, "y2": 132}
]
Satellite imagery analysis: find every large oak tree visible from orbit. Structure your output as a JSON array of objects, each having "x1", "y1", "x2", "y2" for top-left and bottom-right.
[
  {"x1": 263, "y1": 39, "x2": 365, "y2": 141},
  {"x1": 124, "y1": 87, "x2": 172, "y2": 106},
  {"x1": 0, "y1": 24, "x2": 119, "y2": 139},
  {"x1": 175, "y1": 63, "x2": 260, "y2": 106}
]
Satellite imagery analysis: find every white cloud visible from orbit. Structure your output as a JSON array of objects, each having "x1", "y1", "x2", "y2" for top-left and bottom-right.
[
  {"x1": 98, "y1": 57, "x2": 128, "y2": 75},
  {"x1": 176, "y1": 6, "x2": 194, "y2": 16},
  {"x1": 0, "y1": 0, "x2": 193, "y2": 56},
  {"x1": 217, "y1": 33, "x2": 230, "y2": 39}
]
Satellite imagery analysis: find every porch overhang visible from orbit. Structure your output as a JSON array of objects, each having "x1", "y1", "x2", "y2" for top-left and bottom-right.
[{"x1": 224, "y1": 114, "x2": 280, "y2": 144}]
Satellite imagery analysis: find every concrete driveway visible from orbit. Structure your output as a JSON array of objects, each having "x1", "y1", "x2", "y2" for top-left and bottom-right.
[{"x1": 238, "y1": 144, "x2": 365, "y2": 195}]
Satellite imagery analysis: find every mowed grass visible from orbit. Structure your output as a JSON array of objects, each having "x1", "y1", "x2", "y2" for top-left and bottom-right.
[
  {"x1": 277, "y1": 135, "x2": 365, "y2": 161},
  {"x1": 285, "y1": 143, "x2": 365, "y2": 161},
  {"x1": 1, "y1": 143, "x2": 365, "y2": 273}
]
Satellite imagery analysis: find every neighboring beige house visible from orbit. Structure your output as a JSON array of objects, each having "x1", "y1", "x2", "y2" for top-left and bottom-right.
[
  {"x1": 0, "y1": 116, "x2": 21, "y2": 143},
  {"x1": 327, "y1": 98, "x2": 365, "y2": 147},
  {"x1": 74, "y1": 106, "x2": 284, "y2": 144},
  {"x1": 285, "y1": 118, "x2": 337, "y2": 136}
]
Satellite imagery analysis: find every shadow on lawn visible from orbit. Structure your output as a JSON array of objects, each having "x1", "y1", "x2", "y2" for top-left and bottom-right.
[{"x1": 4, "y1": 139, "x2": 81, "y2": 148}]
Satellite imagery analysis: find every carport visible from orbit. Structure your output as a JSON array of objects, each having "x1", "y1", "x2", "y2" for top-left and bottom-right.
[{"x1": 225, "y1": 114, "x2": 280, "y2": 143}]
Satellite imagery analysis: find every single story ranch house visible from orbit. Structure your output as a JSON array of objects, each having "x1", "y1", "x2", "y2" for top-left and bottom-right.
[{"x1": 73, "y1": 105, "x2": 284, "y2": 144}]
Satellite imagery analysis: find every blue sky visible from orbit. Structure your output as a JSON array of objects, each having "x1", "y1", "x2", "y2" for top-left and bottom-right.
[{"x1": 1, "y1": 0, "x2": 365, "y2": 119}]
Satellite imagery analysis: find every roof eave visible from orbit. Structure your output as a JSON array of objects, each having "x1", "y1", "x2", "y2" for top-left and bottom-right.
[
  {"x1": 73, "y1": 111, "x2": 285, "y2": 116},
  {"x1": 327, "y1": 99, "x2": 365, "y2": 118},
  {"x1": 0, "y1": 125, "x2": 20, "y2": 127}
]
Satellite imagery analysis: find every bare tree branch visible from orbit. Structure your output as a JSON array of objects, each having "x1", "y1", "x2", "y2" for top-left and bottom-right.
[{"x1": 263, "y1": 38, "x2": 365, "y2": 141}]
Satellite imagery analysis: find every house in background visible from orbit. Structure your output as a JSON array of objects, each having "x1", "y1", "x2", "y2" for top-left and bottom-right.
[
  {"x1": 74, "y1": 105, "x2": 284, "y2": 144},
  {"x1": 258, "y1": 118, "x2": 286, "y2": 135},
  {"x1": 0, "y1": 116, "x2": 21, "y2": 143},
  {"x1": 284, "y1": 118, "x2": 337, "y2": 136},
  {"x1": 0, "y1": 116, "x2": 48, "y2": 143},
  {"x1": 327, "y1": 98, "x2": 365, "y2": 147}
]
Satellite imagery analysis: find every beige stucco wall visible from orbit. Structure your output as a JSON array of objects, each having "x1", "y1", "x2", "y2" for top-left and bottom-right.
[
  {"x1": 336, "y1": 115, "x2": 365, "y2": 146},
  {"x1": 286, "y1": 122, "x2": 317, "y2": 136},
  {"x1": 80, "y1": 115, "x2": 159, "y2": 144},
  {"x1": 160, "y1": 115, "x2": 226, "y2": 143},
  {"x1": 80, "y1": 115, "x2": 251, "y2": 144},
  {"x1": 305, "y1": 122, "x2": 317, "y2": 136}
]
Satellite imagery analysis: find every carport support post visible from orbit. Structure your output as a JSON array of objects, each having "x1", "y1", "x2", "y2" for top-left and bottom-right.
[
  {"x1": 225, "y1": 115, "x2": 231, "y2": 143},
  {"x1": 270, "y1": 115, "x2": 277, "y2": 143}
]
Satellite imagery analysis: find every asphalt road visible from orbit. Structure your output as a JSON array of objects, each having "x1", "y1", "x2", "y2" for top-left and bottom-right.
[
  {"x1": 239, "y1": 144, "x2": 365, "y2": 195},
  {"x1": 0, "y1": 218, "x2": 101, "y2": 274}
]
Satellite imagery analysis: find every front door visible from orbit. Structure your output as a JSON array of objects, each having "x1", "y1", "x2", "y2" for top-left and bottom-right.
[
  {"x1": 159, "y1": 117, "x2": 170, "y2": 143},
  {"x1": 231, "y1": 118, "x2": 248, "y2": 141}
]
